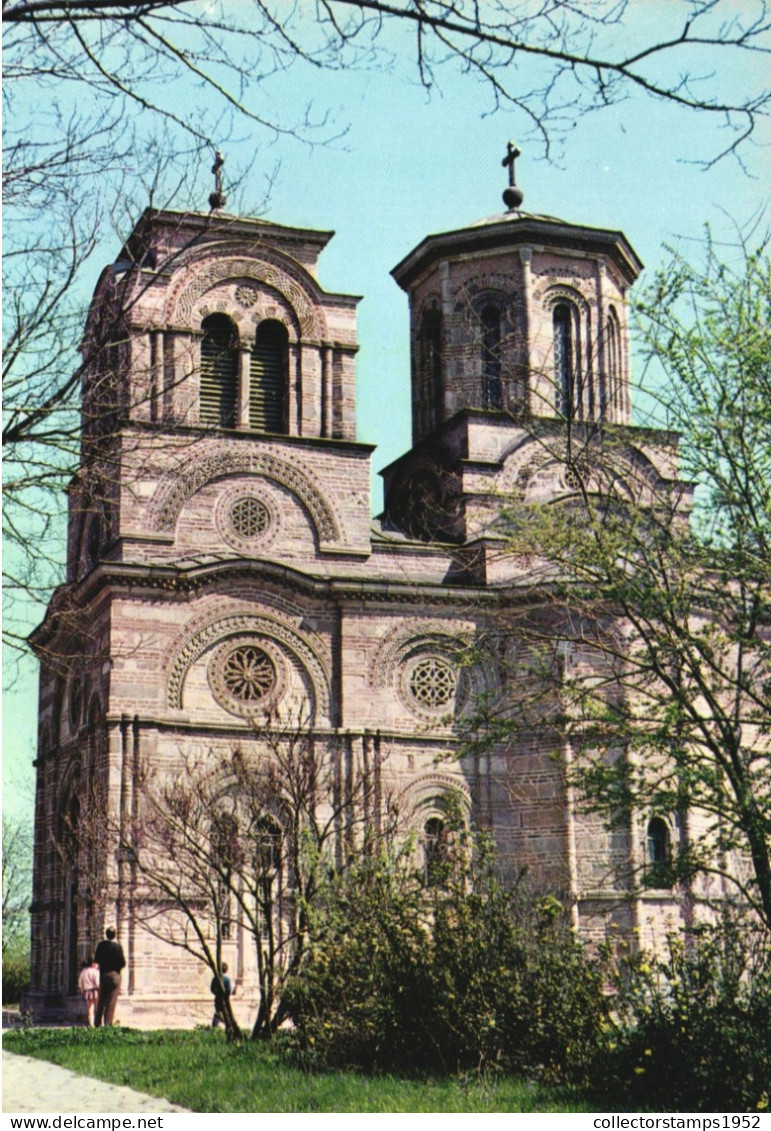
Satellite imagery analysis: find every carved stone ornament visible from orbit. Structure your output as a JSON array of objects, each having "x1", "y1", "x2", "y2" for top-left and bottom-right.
[
  {"x1": 404, "y1": 655, "x2": 457, "y2": 712},
  {"x1": 208, "y1": 637, "x2": 286, "y2": 717},
  {"x1": 150, "y1": 446, "x2": 341, "y2": 544},
  {"x1": 235, "y1": 285, "x2": 259, "y2": 308},
  {"x1": 166, "y1": 255, "x2": 323, "y2": 338},
  {"x1": 214, "y1": 484, "x2": 279, "y2": 552},
  {"x1": 167, "y1": 613, "x2": 330, "y2": 716}
]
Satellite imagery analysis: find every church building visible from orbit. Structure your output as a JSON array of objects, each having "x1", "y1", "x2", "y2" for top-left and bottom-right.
[{"x1": 28, "y1": 151, "x2": 705, "y2": 1025}]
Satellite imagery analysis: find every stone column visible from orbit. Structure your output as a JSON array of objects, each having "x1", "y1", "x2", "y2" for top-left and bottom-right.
[
  {"x1": 150, "y1": 329, "x2": 163, "y2": 423},
  {"x1": 321, "y1": 341, "x2": 333, "y2": 438},
  {"x1": 518, "y1": 247, "x2": 533, "y2": 414},
  {"x1": 440, "y1": 262, "x2": 453, "y2": 422},
  {"x1": 595, "y1": 259, "x2": 607, "y2": 421},
  {"x1": 237, "y1": 344, "x2": 251, "y2": 429},
  {"x1": 165, "y1": 330, "x2": 199, "y2": 426},
  {"x1": 129, "y1": 332, "x2": 153, "y2": 423},
  {"x1": 332, "y1": 343, "x2": 358, "y2": 440},
  {"x1": 290, "y1": 341, "x2": 304, "y2": 436}
]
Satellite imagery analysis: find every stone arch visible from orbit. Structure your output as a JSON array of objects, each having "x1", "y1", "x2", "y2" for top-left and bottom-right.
[
  {"x1": 541, "y1": 282, "x2": 590, "y2": 315},
  {"x1": 148, "y1": 446, "x2": 341, "y2": 543},
  {"x1": 497, "y1": 436, "x2": 663, "y2": 502},
  {"x1": 164, "y1": 254, "x2": 324, "y2": 339},
  {"x1": 165, "y1": 612, "x2": 331, "y2": 719},
  {"x1": 369, "y1": 622, "x2": 471, "y2": 690},
  {"x1": 195, "y1": 283, "x2": 299, "y2": 345},
  {"x1": 396, "y1": 773, "x2": 472, "y2": 822},
  {"x1": 451, "y1": 279, "x2": 521, "y2": 343}
]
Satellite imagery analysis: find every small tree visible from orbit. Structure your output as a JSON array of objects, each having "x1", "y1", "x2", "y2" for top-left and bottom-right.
[
  {"x1": 467, "y1": 235, "x2": 770, "y2": 927},
  {"x1": 2, "y1": 814, "x2": 32, "y2": 1003},
  {"x1": 2, "y1": 814, "x2": 32, "y2": 955},
  {"x1": 125, "y1": 716, "x2": 390, "y2": 1038}
]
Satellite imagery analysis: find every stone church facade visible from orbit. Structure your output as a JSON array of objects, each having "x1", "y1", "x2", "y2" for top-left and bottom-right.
[{"x1": 28, "y1": 172, "x2": 714, "y2": 1025}]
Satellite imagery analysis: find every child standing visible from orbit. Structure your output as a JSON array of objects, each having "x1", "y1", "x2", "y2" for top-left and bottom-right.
[{"x1": 78, "y1": 956, "x2": 100, "y2": 1027}]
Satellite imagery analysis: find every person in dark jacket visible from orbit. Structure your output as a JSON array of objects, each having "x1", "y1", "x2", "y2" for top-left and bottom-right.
[
  {"x1": 94, "y1": 927, "x2": 126, "y2": 1027},
  {"x1": 211, "y1": 963, "x2": 235, "y2": 1028}
]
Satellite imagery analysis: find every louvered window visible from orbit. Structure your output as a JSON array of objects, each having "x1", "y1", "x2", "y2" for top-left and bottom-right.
[
  {"x1": 200, "y1": 314, "x2": 237, "y2": 427},
  {"x1": 250, "y1": 320, "x2": 287, "y2": 433}
]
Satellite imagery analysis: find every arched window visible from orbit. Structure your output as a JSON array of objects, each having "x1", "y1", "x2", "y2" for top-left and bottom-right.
[
  {"x1": 604, "y1": 307, "x2": 621, "y2": 418},
  {"x1": 424, "y1": 816, "x2": 448, "y2": 886},
  {"x1": 418, "y1": 305, "x2": 443, "y2": 435},
  {"x1": 645, "y1": 816, "x2": 673, "y2": 889},
  {"x1": 200, "y1": 314, "x2": 238, "y2": 427},
  {"x1": 250, "y1": 320, "x2": 288, "y2": 433},
  {"x1": 211, "y1": 810, "x2": 240, "y2": 942},
  {"x1": 481, "y1": 304, "x2": 503, "y2": 410},
  {"x1": 647, "y1": 817, "x2": 670, "y2": 865},
  {"x1": 253, "y1": 817, "x2": 283, "y2": 942},
  {"x1": 553, "y1": 303, "x2": 578, "y2": 417},
  {"x1": 254, "y1": 816, "x2": 282, "y2": 877},
  {"x1": 86, "y1": 513, "x2": 104, "y2": 569}
]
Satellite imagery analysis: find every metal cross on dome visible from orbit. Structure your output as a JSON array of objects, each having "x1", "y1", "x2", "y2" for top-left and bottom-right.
[
  {"x1": 501, "y1": 141, "x2": 524, "y2": 211},
  {"x1": 209, "y1": 150, "x2": 227, "y2": 211}
]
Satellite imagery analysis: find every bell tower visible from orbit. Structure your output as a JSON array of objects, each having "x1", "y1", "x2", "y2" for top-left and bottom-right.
[
  {"x1": 392, "y1": 143, "x2": 640, "y2": 446},
  {"x1": 380, "y1": 147, "x2": 676, "y2": 557},
  {"x1": 29, "y1": 193, "x2": 373, "y2": 1016}
]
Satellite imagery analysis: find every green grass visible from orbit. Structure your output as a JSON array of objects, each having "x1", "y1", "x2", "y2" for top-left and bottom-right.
[{"x1": 3, "y1": 1028, "x2": 593, "y2": 1113}]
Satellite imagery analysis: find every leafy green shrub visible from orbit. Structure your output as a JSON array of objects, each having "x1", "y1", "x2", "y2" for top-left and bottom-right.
[
  {"x1": 3, "y1": 947, "x2": 30, "y2": 1005},
  {"x1": 286, "y1": 823, "x2": 605, "y2": 1082},
  {"x1": 591, "y1": 920, "x2": 771, "y2": 1112}
]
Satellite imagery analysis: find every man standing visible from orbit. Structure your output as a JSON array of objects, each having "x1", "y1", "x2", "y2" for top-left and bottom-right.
[
  {"x1": 210, "y1": 962, "x2": 235, "y2": 1029},
  {"x1": 94, "y1": 927, "x2": 126, "y2": 1027}
]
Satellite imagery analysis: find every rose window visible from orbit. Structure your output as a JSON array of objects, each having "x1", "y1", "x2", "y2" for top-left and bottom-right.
[
  {"x1": 230, "y1": 496, "x2": 270, "y2": 539},
  {"x1": 221, "y1": 646, "x2": 276, "y2": 702},
  {"x1": 407, "y1": 656, "x2": 456, "y2": 710}
]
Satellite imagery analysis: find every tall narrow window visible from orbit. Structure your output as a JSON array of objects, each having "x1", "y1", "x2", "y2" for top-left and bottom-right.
[
  {"x1": 553, "y1": 303, "x2": 574, "y2": 417},
  {"x1": 481, "y1": 304, "x2": 503, "y2": 410},
  {"x1": 647, "y1": 817, "x2": 670, "y2": 865},
  {"x1": 250, "y1": 319, "x2": 288, "y2": 432},
  {"x1": 605, "y1": 307, "x2": 621, "y2": 418},
  {"x1": 418, "y1": 306, "x2": 443, "y2": 435},
  {"x1": 200, "y1": 314, "x2": 238, "y2": 427},
  {"x1": 254, "y1": 817, "x2": 283, "y2": 943},
  {"x1": 424, "y1": 816, "x2": 448, "y2": 886}
]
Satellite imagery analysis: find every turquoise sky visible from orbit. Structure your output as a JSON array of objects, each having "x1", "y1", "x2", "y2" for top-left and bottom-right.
[{"x1": 3, "y1": 4, "x2": 769, "y2": 819}]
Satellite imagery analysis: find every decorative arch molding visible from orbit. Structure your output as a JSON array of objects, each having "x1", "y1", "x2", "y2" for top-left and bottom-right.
[
  {"x1": 451, "y1": 270, "x2": 520, "y2": 309},
  {"x1": 496, "y1": 437, "x2": 664, "y2": 501},
  {"x1": 164, "y1": 254, "x2": 324, "y2": 338},
  {"x1": 537, "y1": 283, "x2": 592, "y2": 313},
  {"x1": 368, "y1": 621, "x2": 473, "y2": 690},
  {"x1": 198, "y1": 284, "x2": 299, "y2": 343},
  {"x1": 149, "y1": 446, "x2": 341, "y2": 543},
  {"x1": 165, "y1": 612, "x2": 331, "y2": 718},
  {"x1": 396, "y1": 773, "x2": 472, "y2": 819},
  {"x1": 450, "y1": 277, "x2": 522, "y2": 346}
]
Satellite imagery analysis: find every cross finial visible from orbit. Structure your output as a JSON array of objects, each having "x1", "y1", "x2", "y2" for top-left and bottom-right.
[
  {"x1": 501, "y1": 141, "x2": 524, "y2": 211},
  {"x1": 209, "y1": 150, "x2": 227, "y2": 212}
]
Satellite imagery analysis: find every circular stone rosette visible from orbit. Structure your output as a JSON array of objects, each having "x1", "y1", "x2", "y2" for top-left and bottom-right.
[
  {"x1": 400, "y1": 653, "x2": 459, "y2": 717},
  {"x1": 214, "y1": 484, "x2": 279, "y2": 553},
  {"x1": 208, "y1": 637, "x2": 286, "y2": 717}
]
